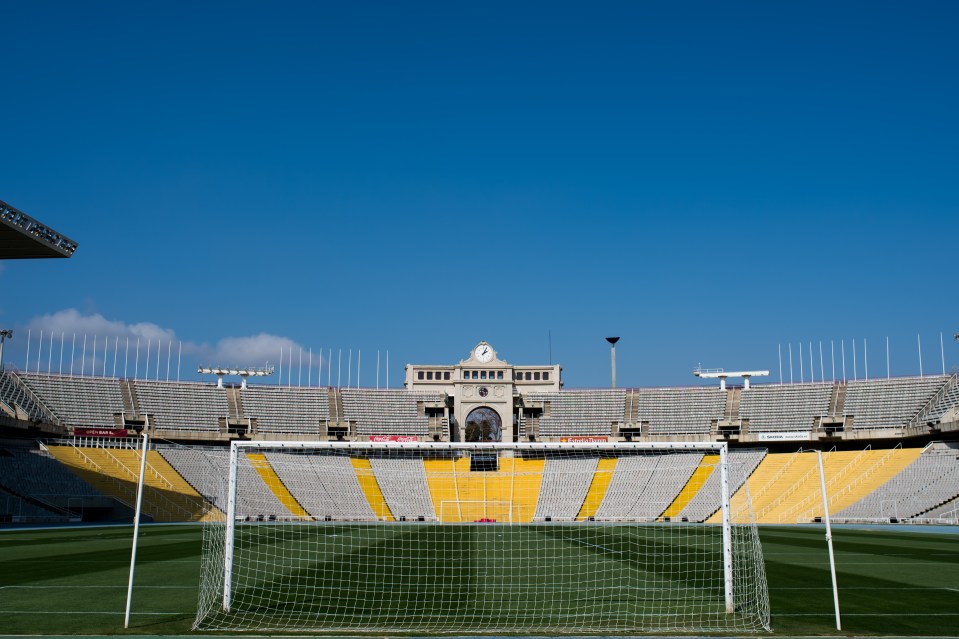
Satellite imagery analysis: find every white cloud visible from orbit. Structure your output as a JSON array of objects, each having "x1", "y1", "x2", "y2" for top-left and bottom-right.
[
  {"x1": 211, "y1": 333, "x2": 304, "y2": 368},
  {"x1": 22, "y1": 309, "x2": 321, "y2": 373},
  {"x1": 27, "y1": 309, "x2": 176, "y2": 344}
]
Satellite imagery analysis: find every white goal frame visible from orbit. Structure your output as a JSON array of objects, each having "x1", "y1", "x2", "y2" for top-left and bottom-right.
[{"x1": 220, "y1": 440, "x2": 736, "y2": 616}]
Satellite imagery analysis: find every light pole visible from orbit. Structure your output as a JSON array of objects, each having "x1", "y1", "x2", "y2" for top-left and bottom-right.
[
  {"x1": 606, "y1": 337, "x2": 620, "y2": 388},
  {"x1": 0, "y1": 330, "x2": 13, "y2": 372}
]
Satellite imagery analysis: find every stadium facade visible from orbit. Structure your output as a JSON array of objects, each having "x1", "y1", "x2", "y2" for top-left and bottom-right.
[
  {"x1": 0, "y1": 338, "x2": 957, "y2": 529},
  {"x1": 0, "y1": 340, "x2": 956, "y2": 447}
]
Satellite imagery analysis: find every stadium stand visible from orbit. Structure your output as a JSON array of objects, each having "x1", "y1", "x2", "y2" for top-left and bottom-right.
[
  {"x1": 0, "y1": 486, "x2": 65, "y2": 522},
  {"x1": 421, "y1": 457, "x2": 545, "y2": 522},
  {"x1": 47, "y1": 444, "x2": 219, "y2": 522},
  {"x1": 915, "y1": 375, "x2": 959, "y2": 425},
  {"x1": 135, "y1": 381, "x2": 228, "y2": 431},
  {"x1": 0, "y1": 372, "x2": 58, "y2": 423},
  {"x1": 843, "y1": 376, "x2": 949, "y2": 429},
  {"x1": 241, "y1": 386, "x2": 330, "y2": 434},
  {"x1": 574, "y1": 458, "x2": 617, "y2": 520},
  {"x1": 340, "y1": 389, "x2": 440, "y2": 435},
  {"x1": 369, "y1": 456, "x2": 436, "y2": 521},
  {"x1": 922, "y1": 496, "x2": 959, "y2": 522},
  {"x1": 17, "y1": 373, "x2": 123, "y2": 427},
  {"x1": 677, "y1": 450, "x2": 765, "y2": 522},
  {"x1": 525, "y1": 390, "x2": 625, "y2": 436},
  {"x1": 740, "y1": 383, "x2": 831, "y2": 432},
  {"x1": 759, "y1": 450, "x2": 902, "y2": 523},
  {"x1": 266, "y1": 452, "x2": 375, "y2": 520},
  {"x1": 835, "y1": 444, "x2": 959, "y2": 521},
  {"x1": 533, "y1": 456, "x2": 599, "y2": 521},
  {"x1": 595, "y1": 453, "x2": 702, "y2": 521},
  {"x1": 159, "y1": 447, "x2": 287, "y2": 519},
  {"x1": 634, "y1": 387, "x2": 725, "y2": 435},
  {"x1": 0, "y1": 447, "x2": 102, "y2": 503}
]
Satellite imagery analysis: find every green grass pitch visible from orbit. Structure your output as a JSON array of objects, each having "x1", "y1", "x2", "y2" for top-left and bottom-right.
[{"x1": 0, "y1": 524, "x2": 957, "y2": 636}]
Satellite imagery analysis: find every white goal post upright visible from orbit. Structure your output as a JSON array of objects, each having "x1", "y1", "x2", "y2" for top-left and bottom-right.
[
  {"x1": 720, "y1": 441, "x2": 734, "y2": 613},
  {"x1": 206, "y1": 439, "x2": 767, "y2": 634},
  {"x1": 222, "y1": 438, "x2": 240, "y2": 613}
]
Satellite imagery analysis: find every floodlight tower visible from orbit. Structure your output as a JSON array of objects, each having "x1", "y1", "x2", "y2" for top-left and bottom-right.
[
  {"x1": 606, "y1": 337, "x2": 620, "y2": 388},
  {"x1": 0, "y1": 329, "x2": 12, "y2": 371},
  {"x1": 198, "y1": 366, "x2": 274, "y2": 389}
]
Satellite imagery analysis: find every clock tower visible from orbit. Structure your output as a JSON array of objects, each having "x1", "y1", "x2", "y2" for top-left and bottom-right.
[
  {"x1": 455, "y1": 341, "x2": 512, "y2": 442},
  {"x1": 404, "y1": 341, "x2": 562, "y2": 442}
]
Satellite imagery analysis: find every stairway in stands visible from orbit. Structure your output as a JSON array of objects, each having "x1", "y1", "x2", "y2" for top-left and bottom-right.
[
  {"x1": 227, "y1": 387, "x2": 244, "y2": 421},
  {"x1": 120, "y1": 380, "x2": 139, "y2": 417},
  {"x1": 48, "y1": 445, "x2": 221, "y2": 522},
  {"x1": 828, "y1": 384, "x2": 847, "y2": 418}
]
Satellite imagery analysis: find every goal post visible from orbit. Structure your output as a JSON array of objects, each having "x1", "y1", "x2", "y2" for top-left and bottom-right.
[{"x1": 197, "y1": 440, "x2": 769, "y2": 633}]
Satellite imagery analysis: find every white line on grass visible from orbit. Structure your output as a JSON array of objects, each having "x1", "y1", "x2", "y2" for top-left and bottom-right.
[
  {"x1": 0, "y1": 611, "x2": 183, "y2": 616},
  {"x1": 770, "y1": 586, "x2": 959, "y2": 591},
  {"x1": 775, "y1": 612, "x2": 959, "y2": 617},
  {"x1": 6, "y1": 560, "x2": 196, "y2": 564},
  {"x1": 0, "y1": 585, "x2": 191, "y2": 589}
]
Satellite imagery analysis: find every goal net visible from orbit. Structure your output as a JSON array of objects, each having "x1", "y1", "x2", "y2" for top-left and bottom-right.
[{"x1": 193, "y1": 441, "x2": 769, "y2": 633}]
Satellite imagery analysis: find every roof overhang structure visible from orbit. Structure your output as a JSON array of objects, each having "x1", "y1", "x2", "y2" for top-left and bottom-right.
[{"x1": 0, "y1": 199, "x2": 78, "y2": 259}]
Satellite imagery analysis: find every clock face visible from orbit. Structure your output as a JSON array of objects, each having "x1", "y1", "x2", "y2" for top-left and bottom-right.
[{"x1": 474, "y1": 344, "x2": 493, "y2": 363}]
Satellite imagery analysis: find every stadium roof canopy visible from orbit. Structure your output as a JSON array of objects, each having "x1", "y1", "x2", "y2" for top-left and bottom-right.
[{"x1": 0, "y1": 199, "x2": 78, "y2": 259}]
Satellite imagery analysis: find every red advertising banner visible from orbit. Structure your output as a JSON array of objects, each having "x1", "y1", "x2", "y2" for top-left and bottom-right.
[
  {"x1": 559, "y1": 436, "x2": 609, "y2": 443},
  {"x1": 73, "y1": 427, "x2": 130, "y2": 437},
  {"x1": 368, "y1": 435, "x2": 419, "y2": 442}
]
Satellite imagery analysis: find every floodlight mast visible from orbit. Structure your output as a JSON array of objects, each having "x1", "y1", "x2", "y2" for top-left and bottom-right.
[
  {"x1": 0, "y1": 329, "x2": 13, "y2": 371},
  {"x1": 605, "y1": 337, "x2": 620, "y2": 388},
  {"x1": 693, "y1": 367, "x2": 770, "y2": 390},
  {"x1": 198, "y1": 366, "x2": 274, "y2": 389}
]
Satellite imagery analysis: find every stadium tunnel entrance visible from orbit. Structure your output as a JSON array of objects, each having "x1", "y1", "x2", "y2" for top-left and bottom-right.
[
  {"x1": 465, "y1": 407, "x2": 502, "y2": 442},
  {"x1": 465, "y1": 406, "x2": 501, "y2": 470}
]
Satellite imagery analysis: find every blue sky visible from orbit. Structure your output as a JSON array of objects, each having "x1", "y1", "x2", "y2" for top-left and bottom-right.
[{"x1": 1, "y1": 1, "x2": 957, "y2": 388}]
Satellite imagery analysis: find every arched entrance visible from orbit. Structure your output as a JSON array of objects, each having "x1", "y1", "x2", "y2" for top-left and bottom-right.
[{"x1": 464, "y1": 406, "x2": 502, "y2": 442}]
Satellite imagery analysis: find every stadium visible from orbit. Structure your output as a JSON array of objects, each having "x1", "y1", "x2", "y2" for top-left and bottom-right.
[
  {"x1": 1, "y1": 198, "x2": 958, "y2": 635},
  {"x1": 3, "y1": 4, "x2": 959, "y2": 638}
]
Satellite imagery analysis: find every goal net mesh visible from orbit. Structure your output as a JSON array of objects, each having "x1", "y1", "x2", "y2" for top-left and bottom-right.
[{"x1": 192, "y1": 442, "x2": 769, "y2": 633}]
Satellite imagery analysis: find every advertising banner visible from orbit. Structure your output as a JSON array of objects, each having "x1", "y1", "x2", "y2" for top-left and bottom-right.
[
  {"x1": 73, "y1": 427, "x2": 129, "y2": 437},
  {"x1": 755, "y1": 431, "x2": 811, "y2": 441}
]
